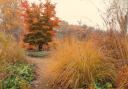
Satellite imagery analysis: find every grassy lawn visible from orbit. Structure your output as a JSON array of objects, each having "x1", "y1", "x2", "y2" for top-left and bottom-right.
[{"x1": 26, "y1": 50, "x2": 50, "y2": 58}]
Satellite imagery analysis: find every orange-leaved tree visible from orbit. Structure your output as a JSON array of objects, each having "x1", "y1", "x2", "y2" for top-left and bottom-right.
[{"x1": 21, "y1": 0, "x2": 60, "y2": 50}]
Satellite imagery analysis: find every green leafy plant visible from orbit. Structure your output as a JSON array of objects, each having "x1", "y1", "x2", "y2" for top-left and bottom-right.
[
  {"x1": 2, "y1": 75, "x2": 26, "y2": 89},
  {"x1": 1, "y1": 62, "x2": 35, "y2": 89},
  {"x1": 94, "y1": 77, "x2": 114, "y2": 89}
]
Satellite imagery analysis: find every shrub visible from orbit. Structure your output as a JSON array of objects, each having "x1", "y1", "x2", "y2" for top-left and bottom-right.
[{"x1": 46, "y1": 38, "x2": 116, "y2": 89}]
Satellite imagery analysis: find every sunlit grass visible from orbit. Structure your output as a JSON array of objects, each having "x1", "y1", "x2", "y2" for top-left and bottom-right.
[{"x1": 46, "y1": 38, "x2": 116, "y2": 89}]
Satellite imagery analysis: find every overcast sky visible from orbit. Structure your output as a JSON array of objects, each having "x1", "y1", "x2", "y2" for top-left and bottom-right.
[{"x1": 29, "y1": 0, "x2": 105, "y2": 28}]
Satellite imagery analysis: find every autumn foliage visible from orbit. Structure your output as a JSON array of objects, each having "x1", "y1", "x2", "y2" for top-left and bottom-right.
[
  {"x1": 0, "y1": 0, "x2": 21, "y2": 31},
  {"x1": 20, "y1": 0, "x2": 60, "y2": 50}
]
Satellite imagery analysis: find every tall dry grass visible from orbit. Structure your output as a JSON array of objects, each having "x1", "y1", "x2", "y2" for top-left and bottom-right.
[
  {"x1": 46, "y1": 38, "x2": 116, "y2": 89},
  {"x1": 0, "y1": 32, "x2": 25, "y2": 71},
  {"x1": 117, "y1": 65, "x2": 128, "y2": 89},
  {"x1": 101, "y1": 31, "x2": 128, "y2": 60},
  {"x1": 89, "y1": 30, "x2": 128, "y2": 88}
]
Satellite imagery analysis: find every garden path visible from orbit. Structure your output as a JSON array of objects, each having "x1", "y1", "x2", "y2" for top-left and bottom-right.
[{"x1": 27, "y1": 57, "x2": 49, "y2": 89}]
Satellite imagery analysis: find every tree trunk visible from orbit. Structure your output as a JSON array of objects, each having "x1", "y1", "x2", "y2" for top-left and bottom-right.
[{"x1": 38, "y1": 44, "x2": 42, "y2": 51}]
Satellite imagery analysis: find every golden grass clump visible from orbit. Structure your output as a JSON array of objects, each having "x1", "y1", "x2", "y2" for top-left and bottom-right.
[
  {"x1": 99, "y1": 31, "x2": 128, "y2": 68},
  {"x1": 0, "y1": 32, "x2": 25, "y2": 66},
  {"x1": 46, "y1": 38, "x2": 116, "y2": 89},
  {"x1": 116, "y1": 65, "x2": 128, "y2": 89}
]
